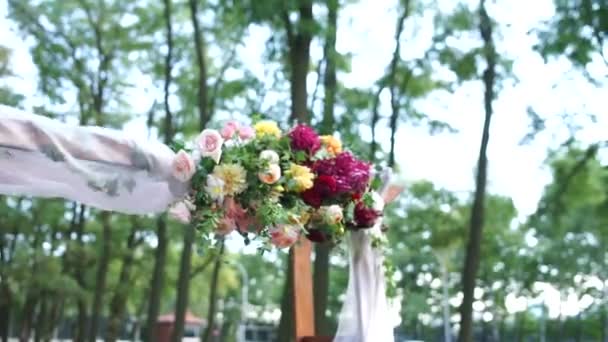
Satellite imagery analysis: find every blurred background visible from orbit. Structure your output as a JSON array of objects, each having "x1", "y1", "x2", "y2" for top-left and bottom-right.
[{"x1": 0, "y1": 0, "x2": 606, "y2": 341}]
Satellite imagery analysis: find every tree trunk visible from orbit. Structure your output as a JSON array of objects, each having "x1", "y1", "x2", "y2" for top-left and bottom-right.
[
  {"x1": 557, "y1": 305, "x2": 565, "y2": 342},
  {"x1": 169, "y1": 1, "x2": 210, "y2": 340},
  {"x1": 277, "y1": 252, "x2": 295, "y2": 342},
  {"x1": 603, "y1": 283, "x2": 608, "y2": 342},
  {"x1": 320, "y1": 0, "x2": 338, "y2": 132},
  {"x1": 481, "y1": 320, "x2": 489, "y2": 342},
  {"x1": 278, "y1": 1, "x2": 315, "y2": 340},
  {"x1": 457, "y1": 2, "x2": 496, "y2": 341},
  {"x1": 540, "y1": 304, "x2": 547, "y2": 342},
  {"x1": 170, "y1": 223, "x2": 196, "y2": 342},
  {"x1": 387, "y1": 2, "x2": 410, "y2": 168},
  {"x1": 441, "y1": 265, "x2": 452, "y2": 342},
  {"x1": 515, "y1": 312, "x2": 525, "y2": 342},
  {"x1": 189, "y1": 0, "x2": 210, "y2": 130},
  {"x1": 73, "y1": 188, "x2": 88, "y2": 340},
  {"x1": 201, "y1": 241, "x2": 226, "y2": 342},
  {"x1": 145, "y1": 217, "x2": 168, "y2": 342},
  {"x1": 0, "y1": 285, "x2": 11, "y2": 342},
  {"x1": 34, "y1": 296, "x2": 48, "y2": 342},
  {"x1": 145, "y1": 0, "x2": 174, "y2": 335},
  {"x1": 312, "y1": 0, "x2": 338, "y2": 336},
  {"x1": 499, "y1": 316, "x2": 505, "y2": 342},
  {"x1": 285, "y1": 0, "x2": 314, "y2": 122},
  {"x1": 19, "y1": 294, "x2": 37, "y2": 342},
  {"x1": 106, "y1": 222, "x2": 139, "y2": 342},
  {"x1": 601, "y1": 304, "x2": 607, "y2": 342},
  {"x1": 492, "y1": 315, "x2": 500, "y2": 342},
  {"x1": 88, "y1": 212, "x2": 111, "y2": 342},
  {"x1": 574, "y1": 311, "x2": 582, "y2": 342},
  {"x1": 313, "y1": 242, "x2": 330, "y2": 336},
  {"x1": 47, "y1": 298, "x2": 64, "y2": 342},
  {"x1": 369, "y1": 85, "x2": 385, "y2": 162}
]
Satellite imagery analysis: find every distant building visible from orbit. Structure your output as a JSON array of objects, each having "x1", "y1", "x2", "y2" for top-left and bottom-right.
[{"x1": 156, "y1": 311, "x2": 205, "y2": 342}]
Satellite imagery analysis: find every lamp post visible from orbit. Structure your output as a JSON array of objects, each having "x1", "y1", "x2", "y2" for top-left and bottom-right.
[{"x1": 229, "y1": 261, "x2": 249, "y2": 342}]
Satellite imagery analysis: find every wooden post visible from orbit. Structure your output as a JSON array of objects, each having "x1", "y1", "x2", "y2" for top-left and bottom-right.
[{"x1": 292, "y1": 237, "x2": 315, "y2": 341}]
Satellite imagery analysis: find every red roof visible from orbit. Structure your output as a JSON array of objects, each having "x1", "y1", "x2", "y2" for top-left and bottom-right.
[{"x1": 157, "y1": 311, "x2": 205, "y2": 324}]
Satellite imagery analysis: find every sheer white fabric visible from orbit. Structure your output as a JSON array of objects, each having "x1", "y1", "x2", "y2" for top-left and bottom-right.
[
  {"x1": 0, "y1": 105, "x2": 188, "y2": 214},
  {"x1": 334, "y1": 224, "x2": 394, "y2": 342},
  {"x1": 334, "y1": 170, "x2": 395, "y2": 342}
]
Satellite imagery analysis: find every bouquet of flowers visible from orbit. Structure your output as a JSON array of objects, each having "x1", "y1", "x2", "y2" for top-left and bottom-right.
[{"x1": 168, "y1": 119, "x2": 386, "y2": 249}]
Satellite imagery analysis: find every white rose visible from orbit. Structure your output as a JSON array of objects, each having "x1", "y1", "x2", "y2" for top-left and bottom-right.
[
  {"x1": 168, "y1": 201, "x2": 192, "y2": 224},
  {"x1": 323, "y1": 205, "x2": 343, "y2": 224},
  {"x1": 196, "y1": 129, "x2": 224, "y2": 164},
  {"x1": 205, "y1": 174, "x2": 225, "y2": 203},
  {"x1": 260, "y1": 150, "x2": 280, "y2": 164},
  {"x1": 171, "y1": 150, "x2": 196, "y2": 182}
]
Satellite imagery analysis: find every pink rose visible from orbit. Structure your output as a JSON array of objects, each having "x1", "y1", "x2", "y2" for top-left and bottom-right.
[
  {"x1": 258, "y1": 164, "x2": 281, "y2": 184},
  {"x1": 216, "y1": 217, "x2": 236, "y2": 235},
  {"x1": 269, "y1": 224, "x2": 300, "y2": 248},
  {"x1": 168, "y1": 201, "x2": 192, "y2": 224},
  {"x1": 238, "y1": 125, "x2": 255, "y2": 140},
  {"x1": 221, "y1": 121, "x2": 240, "y2": 140},
  {"x1": 196, "y1": 129, "x2": 223, "y2": 163},
  {"x1": 224, "y1": 197, "x2": 245, "y2": 218},
  {"x1": 171, "y1": 150, "x2": 196, "y2": 182}
]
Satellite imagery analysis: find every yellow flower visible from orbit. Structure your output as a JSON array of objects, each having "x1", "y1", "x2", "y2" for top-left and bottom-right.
[
  {"x1": 320, "y1": 135, "x2": 342, "y2": 156},
  {"x1": 299, "y1": 210, "x2": 311, "y2": 225},
  {"x1": 254, "y1": 120, "x2": 281, "y2": 138},
  {"x1": 287, "y1": 163, "x2": 315, "y2": 192},
  {"x1": 213, "y1": 163, "x2": 247, "y2": 195},
  {"x1": 269, "y1": 185, "x2": 284, "y2": 202},
  {"x1": 287, "y1": 210, "x2": 310, "y2": 225}
]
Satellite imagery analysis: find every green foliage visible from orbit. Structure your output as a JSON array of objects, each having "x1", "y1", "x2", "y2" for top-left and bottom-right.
[{"x1": 535, "y1": 0, "x2": 608, "y2": 70}]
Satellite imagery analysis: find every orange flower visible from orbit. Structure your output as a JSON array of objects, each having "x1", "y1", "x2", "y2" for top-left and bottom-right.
[{"x1": 320, "y1": 135, "x2": 342, "y2": 156}]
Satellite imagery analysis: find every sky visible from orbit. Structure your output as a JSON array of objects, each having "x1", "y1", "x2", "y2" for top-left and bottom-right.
[{"x1": 1, "y1": 0, "x2": 607, "y2": 321}]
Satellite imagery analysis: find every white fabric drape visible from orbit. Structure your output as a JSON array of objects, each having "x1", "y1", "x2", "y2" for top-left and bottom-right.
[
  {"x1": 334, "y1": 224, "x2": 394, "y2": 342},
  {"x1": 0, "y1": 105, "x2": 188, "y2": 214}
]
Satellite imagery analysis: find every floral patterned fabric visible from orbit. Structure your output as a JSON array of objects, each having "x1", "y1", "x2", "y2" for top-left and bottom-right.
[{"x1": 0, "y1": 105, "x2": 188, "y2": 214}]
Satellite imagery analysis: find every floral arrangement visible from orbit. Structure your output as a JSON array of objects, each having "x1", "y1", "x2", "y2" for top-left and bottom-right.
[{"x1": 168, "y1": 118, "x2": 386, "y2": 250}]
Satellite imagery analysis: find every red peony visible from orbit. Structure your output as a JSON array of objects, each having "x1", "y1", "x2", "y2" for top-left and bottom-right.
[
  {"x1": 289, "y1": 124, "x2": 321, "y2": 156},
  {"x1": 302, "y1": 188, "x2": 322, "y2": 208},
  {"x1": 353, "y1": 201, "x2": 381, "y2": 229},
  {"x1": 315, "y1": 175, "x2": 338, "y2": 196},
  {"x1": 312, "y1": 152, "x2": 371, "y2": 195},
  {"x1": 306, "y1": 228, "x2": 329, "y2": 243},
  {"x1": 334, "y1": 152, "x2": 371, "y2": 193}
]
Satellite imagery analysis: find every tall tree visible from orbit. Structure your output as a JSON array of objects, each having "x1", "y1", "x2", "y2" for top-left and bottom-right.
[
  {"x1": 171, "y1": 0, "x2": 211, "y2": 339},
  {"x1": 458, "y1": 1, "x2": 497, "y2": 341},
  {"x1": 145, "y1": 0, "x2": 175, "y2": 340},
  {"x1": 201, "y1": 241, "x2": 225, "y2": 342},
  {"x1": 277, "y1": 1, "x2": 315, "y2": 340},
  {"x1": 106, "y1": 218, "x2": 145, "y2": 342},
  {"x1": 285, "y1": 0, "x2": 315, "y2": 123},
  {"x1": 313, "y1": 0, "x2": 339, "y2": 336},
  {"x1": 387, "y1": 0, "x2": 410, "y2": 167}
]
